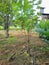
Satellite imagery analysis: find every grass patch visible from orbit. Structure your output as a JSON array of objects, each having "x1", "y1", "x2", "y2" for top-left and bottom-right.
[{"x1": 0, "y1": 36, "x2": 17, "y2": 48}]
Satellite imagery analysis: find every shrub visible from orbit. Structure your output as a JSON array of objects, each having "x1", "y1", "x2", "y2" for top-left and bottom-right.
[
  {"x1": 9, "y1": 26, "x2": 16, "y2": 30},
  {"x1": 35, "y1": 20, "x2": 49, "y2": 40},
  {"x1": 0, "y1": 26, "x2": 4, "y2": 30}
]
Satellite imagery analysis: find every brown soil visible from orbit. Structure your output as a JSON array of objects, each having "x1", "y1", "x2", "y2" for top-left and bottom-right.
[{"x1": 0, "y1": 30, "x2": 49, "y2": 65}]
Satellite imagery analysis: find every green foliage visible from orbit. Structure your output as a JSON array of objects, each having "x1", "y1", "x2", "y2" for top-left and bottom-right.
[
  {"x1": 0, "y1": 26, "x2": 4, "y2": 30},
  {"x1": 0, "y1": 0, "x2": 41, "y2": 38},
  {"x1": 13, "y1": 0, "x2": 41, "y2": 32},
  {"x1": 36, "y1": 20, "x2": 49, "y2": 40},
  {"x1": 9, "y1": 26, "x2": 16, "y2": 30}
]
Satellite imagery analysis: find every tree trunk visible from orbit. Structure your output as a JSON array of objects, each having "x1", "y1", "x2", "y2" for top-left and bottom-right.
[
  {"x1": 27, "y1": 31, "x2": 30, "y2": 55},
  {"x1": 21, "y1": 21, "x2": 24, "y2": 29},
  {"x1": 4, "y1": 14, "x2": 9, "y2": 38}
]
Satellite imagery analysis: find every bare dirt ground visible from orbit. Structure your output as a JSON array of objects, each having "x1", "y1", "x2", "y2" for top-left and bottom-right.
[{"x1": 0, "y1": 30, "x2": 49, "y2": 65}]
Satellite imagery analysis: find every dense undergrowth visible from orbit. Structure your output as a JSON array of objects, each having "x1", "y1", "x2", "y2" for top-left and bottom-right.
[{"x1": 36, "y1": 20, "x2": 49, "y2": 43}]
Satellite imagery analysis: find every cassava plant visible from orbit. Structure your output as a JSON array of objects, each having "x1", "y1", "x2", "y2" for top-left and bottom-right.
[{"x1": 15, "y1": 0, "x2": 41, "y2": 56}]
